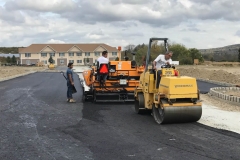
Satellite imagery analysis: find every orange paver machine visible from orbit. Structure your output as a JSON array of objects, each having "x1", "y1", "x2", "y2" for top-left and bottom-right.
[{"x1": 81, "y1": 47, "x2": 144, "y2": 102}]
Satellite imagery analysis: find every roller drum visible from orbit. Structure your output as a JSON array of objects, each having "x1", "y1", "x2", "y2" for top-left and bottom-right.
[{"x1": 153, "y1": 102, "x2": 202, "y2": 124}]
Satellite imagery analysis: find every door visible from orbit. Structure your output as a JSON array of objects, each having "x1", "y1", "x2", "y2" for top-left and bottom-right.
[{"x1": 60, "y1": 59, "x2": 64, "y2": 65}]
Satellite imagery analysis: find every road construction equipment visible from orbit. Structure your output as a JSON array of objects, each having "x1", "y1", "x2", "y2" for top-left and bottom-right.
[
  {"x1": 48, "y1": 64, "x2": 55, "y2": 70},
  {"x1": 134, "y1": 38, "x2": 202, "y2": 124},
  {"x1": 80, "y1": 48, "x2": 145, "y2": 103}
]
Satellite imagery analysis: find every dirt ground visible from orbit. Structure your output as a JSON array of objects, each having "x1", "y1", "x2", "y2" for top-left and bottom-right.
[
  {"x1": 177, "y1": 65, "x2": 240, "y2": 107},
  {"x1": 0, "y1": 66, "x2": 47, "y2": 78},
  {"x1": 177, "y1": 65, "x2": 240, "y2": 85}
]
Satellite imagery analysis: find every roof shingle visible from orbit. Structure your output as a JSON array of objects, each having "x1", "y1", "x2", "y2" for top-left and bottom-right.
[{"x1": 19, "y1": 43, "x2": 118, "y2": 53}]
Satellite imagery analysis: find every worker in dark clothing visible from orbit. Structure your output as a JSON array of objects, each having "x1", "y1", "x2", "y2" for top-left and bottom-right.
[{"x1": 66, "y1": 62, "x2": 76, "y2": 103}]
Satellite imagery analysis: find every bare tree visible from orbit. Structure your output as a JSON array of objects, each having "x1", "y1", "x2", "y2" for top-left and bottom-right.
[{"x1": 124, "y1": 44, "x2": 135, "y2": 52}]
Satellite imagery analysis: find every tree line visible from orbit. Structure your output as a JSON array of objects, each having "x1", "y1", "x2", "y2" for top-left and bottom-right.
[
  {"x1": 119, "y1": 42, "x2": 205, "y2": 65},
  {"x1": 202, "y1": 48, "x2": 240, "y2": 62},
  {"x1": 0, "y1": 56, "x2": 17, "y2": 64},
  {"x1": 0, "y1": 47, "x2": 19, "y2": 53}
]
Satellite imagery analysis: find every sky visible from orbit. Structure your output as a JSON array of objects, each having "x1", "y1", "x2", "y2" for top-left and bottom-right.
[{"x1": 0, "y1": 0, "x2": 239, "y2": 49}]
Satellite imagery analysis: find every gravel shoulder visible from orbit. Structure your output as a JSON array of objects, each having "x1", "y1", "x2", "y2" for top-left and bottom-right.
[
  {"x1": 0, "y1": 66, "x2": 47, "y2": 79},
  {"x1": 200, "y1": 94, "x2": 240, "y2": 112}
]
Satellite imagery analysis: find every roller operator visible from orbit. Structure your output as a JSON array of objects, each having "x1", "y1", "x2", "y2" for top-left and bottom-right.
[{"x1": 153, "y1": 51, "x2": 173, "y2": 88}]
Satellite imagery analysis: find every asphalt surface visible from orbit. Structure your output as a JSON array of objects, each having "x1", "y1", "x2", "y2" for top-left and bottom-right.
[
  {"x1": 0, "y1": 72, "x2": 240, "y2": 160},
  {"x1": 197, "y1": 80, "x2": 224, "y2": 94}
]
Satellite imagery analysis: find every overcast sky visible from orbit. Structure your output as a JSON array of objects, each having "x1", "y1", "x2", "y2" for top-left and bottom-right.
[{"x1": 0, "y1": 0, "x2": 239, "y2": 49}]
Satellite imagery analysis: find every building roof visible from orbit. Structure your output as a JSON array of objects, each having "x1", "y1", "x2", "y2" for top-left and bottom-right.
[{"x1": 18, "y1": 43, "x2": 118, "y2": 53}]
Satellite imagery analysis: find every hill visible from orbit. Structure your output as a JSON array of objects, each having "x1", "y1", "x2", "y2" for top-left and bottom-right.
[
  {"x1": 199, "y1": 44, "x2": 240, "y2": 62},
  {"x1": 0, "y1": 47, "x2": 20, "y2": 53}
]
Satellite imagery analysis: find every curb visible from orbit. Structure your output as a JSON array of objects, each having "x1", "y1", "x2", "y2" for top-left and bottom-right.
[{"x1": 208, "y1": 87, "x2": 240, "y2": 104}]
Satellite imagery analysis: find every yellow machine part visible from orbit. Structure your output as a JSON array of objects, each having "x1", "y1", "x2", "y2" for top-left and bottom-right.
[
  {"x1": 134, "y1": 68, "x2": 202, "y2": 124},
  {"x1": 152, "y1": 100, "x2": 202, "y2": 124},
  {"x1": 48, "y1": 64, "x2": 55, "y2": 70},
  {"x1": 159, "y1": 76, "x2": 199, "y2": 99}
]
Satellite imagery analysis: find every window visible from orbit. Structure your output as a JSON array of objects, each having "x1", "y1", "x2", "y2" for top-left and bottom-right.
[
  {"x1": 69, "y1": 52, "x2": 74, "y2": 56},
  {"x1": 26, "y1": 60, "x2": 31, "y2": 64},
  {"x1": 77, "y1": 52, "x2": 82, "y2": 56},
  {"x1": 41, "y1": 60, "x2": 47, "y2": 64},
  {"x1": 85, "y1": 52, "x2": 90, "y2": 56},
  {"x1": 59, "y1": 53, "x2": 65, "y2": 57},
  {"x1": 25, "y1": 53, "x2": 31, "y2": 57},
  {"x1": 69, "y1": 60, "x2": 74, "y2": 63},
  {"x1": 60, "y1": 59, "x2": 64, "y2": 64},
  {"x1": 41, "y1": 53, "x2": 47, "y2": 57},
  {"x1": 49, "y1": 53, "x2": 55, "y2": 57},
  {"x1": 77, "y1": 60, "x2": 82, "y2": 63},
  {"x1": 94, "y1": 52, "x2": 100, "y2": 56},
  {"x1": 112, "y1": 52, "x2": 117, "y2": 56}
]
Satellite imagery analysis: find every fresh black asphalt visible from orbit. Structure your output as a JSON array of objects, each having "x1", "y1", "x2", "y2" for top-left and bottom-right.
[
  {"x1": 197, "y1": 80, "x2": 224, "y2": 94},
  {"x1": 0, "y1": 71, "x2": 239, "y2": 160}
]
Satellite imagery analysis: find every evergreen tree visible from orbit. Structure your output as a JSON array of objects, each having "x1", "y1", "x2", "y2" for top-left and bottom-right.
[
  {"x1": 48, "y1": 55, "x2": 53, "y2": 64},
  {"x1": 6, "y1": 56, "x2": 11, "y2": 63},
  {"x1": 12, "y1": 55, "x2": 16, "y2": 64},
  {"x1": 238, "y1": 48, "x2": 240, "y2": 62}
]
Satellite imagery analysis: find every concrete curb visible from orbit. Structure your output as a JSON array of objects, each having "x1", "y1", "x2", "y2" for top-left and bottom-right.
[{"x1": 208, "y1": 87, "x2": 240, "y2": 104}]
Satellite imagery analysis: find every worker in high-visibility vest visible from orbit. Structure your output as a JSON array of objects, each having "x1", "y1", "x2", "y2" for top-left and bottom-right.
[{"x1": 96, "y1": 51, "x2": 109, "y2": 82}]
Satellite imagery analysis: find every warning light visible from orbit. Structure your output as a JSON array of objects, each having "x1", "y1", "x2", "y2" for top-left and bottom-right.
[
  {"x1": 118, "y1": 46, "x2": 121, "y2": 51},
  {"x1": 99, "y1": 64, "x2": 108, "y2": 74},
  {"x1": 174, "y1": 70, "x2": 179, "y2": 76}
]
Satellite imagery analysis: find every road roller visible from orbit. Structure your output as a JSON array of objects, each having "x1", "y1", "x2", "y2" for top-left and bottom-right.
[{"x1": 134, "y1": 37, "x2": 202, "y2": 124}]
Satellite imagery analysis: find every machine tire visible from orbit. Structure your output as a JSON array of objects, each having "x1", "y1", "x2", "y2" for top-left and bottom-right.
[
  {"x1": 152, "y1": 103, "x2": 164, "y2": 124},
  {"x1": 134, "y1": 93, "x2": 145, "y2": 114}
]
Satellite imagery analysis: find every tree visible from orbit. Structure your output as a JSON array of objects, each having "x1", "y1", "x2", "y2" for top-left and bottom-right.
[
  {"x1": 48, "y1": 55, "x2": 54, "y2": 64},
  {"x1": 12, "y1": 55, "x2": 16, "y2": 64},
  {"x1": 124, "y1": 44, "x2": 135, "y2": 52},
  {"x1": 86, "y1": 57, "x2": 89, "y2": 63},
  {"x1": 210, "y1": 57, "x2": 214, "y2": 62},
  {"x1": 238, "y1": 48, "x2": 240, "y2": 62},
  {"x1": 168, "y1": 43, "x2": 188, "y2": 61},
  {"x1": 115, "y1": 57, "x2": 119, "y2": 61},
  {"x1": 6, "y1": 56, "x2": 11, "y2": 63},
  {"x1": 188, "y1": 48, "x2": 204, "y2": 63}
]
